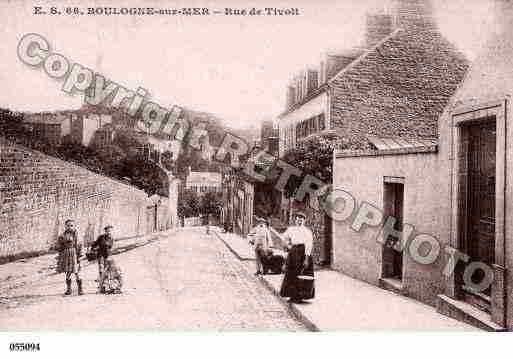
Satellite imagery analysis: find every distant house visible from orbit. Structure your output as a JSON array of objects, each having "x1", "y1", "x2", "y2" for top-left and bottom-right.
[
  {"x1": 186, "y1": 171, "x2": 222, "y2": 194},
  {"x1": 134, "y1": 132, "x2": 182, "y2": 162},
  {"x1": 92, "y1": 123, "x2": 116, "y2": 149},
  {"x1": 23, "y1": 112, "x2": 71, "y2": 145},
  {"x1": 260, "y1": 119, "x2": 279, "y2": 157},
  {"x1": 221, "y1": 172, "x2": 255, "y2": 237},
  {"x1": 70, "y1": 113, "x2": 113, "y2": 147}
]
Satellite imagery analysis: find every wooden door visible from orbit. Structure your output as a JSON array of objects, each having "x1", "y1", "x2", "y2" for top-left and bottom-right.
[
  {"x1": 382, "y1": 182, "x2": 404, "y2": 280},
  {"x1": 466, "y1": 121, "x2": 496, "y2": 289},
  {"x1": 392, "y1": 184, "x2": 404, "y2": 279}
]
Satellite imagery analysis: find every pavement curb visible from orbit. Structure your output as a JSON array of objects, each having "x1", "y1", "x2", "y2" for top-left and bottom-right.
[
  {"x1": 255, "y1": 274, "x2": 320, "y2": 332},
  {"x1": 211, "y1": 229, "x2": 320, "y2": 332},
  {"x1": 212, "y1": 230, "x2": 254, "y2": 261}
]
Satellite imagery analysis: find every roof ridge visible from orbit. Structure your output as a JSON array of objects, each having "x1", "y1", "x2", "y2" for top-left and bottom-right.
[{"x1": 327, "y1": 28, "x2": 403, "y2": 84}]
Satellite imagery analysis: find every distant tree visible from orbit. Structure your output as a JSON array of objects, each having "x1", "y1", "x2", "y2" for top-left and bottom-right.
[
  {"x1": 277, "y1": 133, "x2": 374, "y2": 201},
  {"x1": 118, "y1": 153, "x2": 168, "y2": 196},
  {"x1": 200, "y1": 190, "x2": 223, "y2": 217},
  {"x1": 177, "y1": 188, "x2": 200, "y2": 218},
  {"x1": 113, "y1": 128, "x2": 143, "y2": 157},
  {"x1": 160, "y1": 150, "x2": 175, "y2": 173},
  {"x1": 174, "y1": 146, "x2": 211, "y2": 178}
]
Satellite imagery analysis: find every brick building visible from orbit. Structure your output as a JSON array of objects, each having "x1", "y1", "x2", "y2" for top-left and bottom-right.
[{"x1": 332, "y1": 0, "x2": 513, "y2": 331}]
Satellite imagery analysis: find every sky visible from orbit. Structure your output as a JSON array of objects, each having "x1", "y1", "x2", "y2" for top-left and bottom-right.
[{"x1": 0, "y1": 0, "x2": 498, "y2": 129}]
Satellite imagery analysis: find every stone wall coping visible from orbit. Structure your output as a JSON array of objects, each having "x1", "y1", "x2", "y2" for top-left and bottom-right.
[
  {"x1": 334, "y1": 144, "x2": 438, "y2": 158},
  {"x1": 0, "y1": 136, "x2": 149, "y2": 199}
]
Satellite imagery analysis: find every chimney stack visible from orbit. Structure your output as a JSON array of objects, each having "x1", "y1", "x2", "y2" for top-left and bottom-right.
[
  {"x1": 494, "y1": 0, "x2": 513, "y2": 32},
  {"x1": 393, "y1": 0, "x2": 437, "y2": 31},
  {"x1": 364, "y1": 12, "x2": 395, "y2": 48}
]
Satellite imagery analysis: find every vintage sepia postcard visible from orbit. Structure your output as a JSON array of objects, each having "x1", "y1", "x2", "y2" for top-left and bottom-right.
[{"x1": 1, "y1": 0, "x2": 512, "y2": 356}]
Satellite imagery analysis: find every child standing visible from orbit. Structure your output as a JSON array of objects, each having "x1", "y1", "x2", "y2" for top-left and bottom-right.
[
  {"x1": 91, "y1": 225, "x2": 114, "y2": 281},
  {"x1": 57, "y1": 219, "x2": 83, "y2": 296},
  {"x1": 248, "y1": 217, "x2": 271, "y2": 275}
]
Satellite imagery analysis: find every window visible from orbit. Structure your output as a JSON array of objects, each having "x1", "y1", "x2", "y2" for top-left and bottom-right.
[
  {"x1": 318, "y1": 113, "x2": 326, "y2": 131},
  {"x1": 309, "y1": 117, "x2": 316, "y2": 135},
  {"x1": 293, "y1": 113, "x2": 326, "y2": 141}
]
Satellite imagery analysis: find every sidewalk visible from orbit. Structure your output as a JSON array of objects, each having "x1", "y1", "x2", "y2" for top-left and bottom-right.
[
  {"x1": 0, "y1": 229, "x2": 175, "y2": 292},
  {"x1": 212, "y1": 227, "x2": 255, "y2": 260},
  {"x1": 212, "y1": 228, "x2": 476, "y2": 331}
]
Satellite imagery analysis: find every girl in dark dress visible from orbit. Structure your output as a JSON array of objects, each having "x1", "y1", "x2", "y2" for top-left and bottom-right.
[
  {"x1": 279, "y1": 212, "x2": 315, "y2": 302},
  {"x1": 57, "y1": 219, "x2": 83, "y2": 296}
]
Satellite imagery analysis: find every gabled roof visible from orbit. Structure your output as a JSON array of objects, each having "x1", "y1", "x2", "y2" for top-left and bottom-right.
[
  {"x1": 327, "y1": 26, "x2": 469, "y2": 145},
  {"x1": 278, "y1": 48, "x2": 365, "y2": 118}
]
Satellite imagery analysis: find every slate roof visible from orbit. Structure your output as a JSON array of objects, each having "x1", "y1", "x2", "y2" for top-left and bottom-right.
[
  {"x1": 327, "y1": 26, "x2": 469, "y2": 147},
  {"x1": 367, "y1": 136, "x2": 437, "y2": 151}
]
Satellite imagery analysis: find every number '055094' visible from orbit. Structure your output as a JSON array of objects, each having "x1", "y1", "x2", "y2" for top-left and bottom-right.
[{"x1": 9, "y1": 343, "x2": 40, "y2": 351}]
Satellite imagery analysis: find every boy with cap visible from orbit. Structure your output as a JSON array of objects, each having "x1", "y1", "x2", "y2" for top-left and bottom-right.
[
  {"x1": 248, "y1": 217, "x2": 271, "y2": 275},
  {"x1": 91, "y1": 225, "x2": 114, "y2": 281}
]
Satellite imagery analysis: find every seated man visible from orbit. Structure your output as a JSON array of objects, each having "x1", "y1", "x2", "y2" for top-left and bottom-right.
[{"x1": 261, "y1": 249, "x2": 285, "y2": 274}]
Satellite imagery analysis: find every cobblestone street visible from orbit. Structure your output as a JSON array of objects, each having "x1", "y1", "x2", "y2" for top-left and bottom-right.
[{"x1": 0, "y1": 228, "x2": 306, "y2": 331}]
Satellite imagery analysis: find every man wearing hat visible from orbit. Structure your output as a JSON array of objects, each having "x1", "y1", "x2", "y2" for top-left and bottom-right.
[
  {"x1": 248, "y1": 217, "x2": 271, "y2": 275},
  {"x1": 91, "y1": 225, "x2": 114, "y2": 282},
  {"x1": 279, "y1": 211, "x2": 315, "y2": 302}
]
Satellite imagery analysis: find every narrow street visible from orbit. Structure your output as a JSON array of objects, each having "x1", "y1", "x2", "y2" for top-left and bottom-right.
[{"x1": 0, "y1": 228, "x2": 306, "y2": 331}]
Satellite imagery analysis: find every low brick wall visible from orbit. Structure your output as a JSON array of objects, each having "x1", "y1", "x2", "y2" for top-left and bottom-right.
[{"x1": 0, "y1": 138, "x2": 155, "y2": 260}]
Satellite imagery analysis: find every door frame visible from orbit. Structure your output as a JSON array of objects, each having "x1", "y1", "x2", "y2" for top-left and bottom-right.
[
  {"x1": 381, "y1": 177, "x2": 406, "y2": 281},
  {"x1": 447, "y1": 98, "x2": 508, "y2": 327}
]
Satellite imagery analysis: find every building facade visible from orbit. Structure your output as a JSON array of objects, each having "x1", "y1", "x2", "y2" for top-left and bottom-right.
[
  {"x1": 276, "y1": 0, "x2": 466, "y2": 157},
  {"x1": 186, "y1": 171, "x2": 222, "y2": 194},
  {"x1": 275, "y1": 0, "x2": 468, "y2": 269},
  {"x1": 332, "y1": 1, "x2": 513, "y2": 330},
  {"x1": 70, "y1": 113, "x2": 113, "y2": 147},
  {"x1": 260, "y1": 119, "x2": 280, "y2": 157},
  {"x1": 23, "y1": 112, "x2": 71, "y2": 145},
  {"x1": 221, "y1": 172, "x2": 255, "y2": 237}
]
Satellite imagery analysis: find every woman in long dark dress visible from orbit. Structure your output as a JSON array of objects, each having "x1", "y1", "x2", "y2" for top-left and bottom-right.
[{"x1": 279, "y1": 212, "x2": 315, "y2": 303}]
